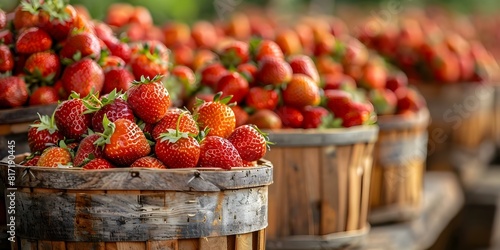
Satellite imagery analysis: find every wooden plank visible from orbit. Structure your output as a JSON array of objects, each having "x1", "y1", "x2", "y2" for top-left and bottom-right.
[
  {"x1": 359, "y1": 143, "x2": 374, "y2": 229},
  {"x1": 319, "y1": 145, "x2": 338, "y2": 234},
  {"x1": 66, "y1": 242, "x2": 105, "y2": 250},
  {"x1": 255, "y1": 229, "x2": 265, "y2": 250},
  {"x1": 21, "y1": 238, "x2": 37, "y2": 250},
  {"x1": 336, "y1": 145, "x2": 351, "y2": 232},
  {"x1": 37, "y1": 241, "x2": 52, "y2": 250},
  {"x1": 51, "y1": 242, "x2": 66, "y2": 250},
  {"x1": 226, "y1": 235, "x2": 235, "y2": 250},
  {"x1": 199, "y1": 236, "x2": 227, "y2": 250},
  {"x1": 10, "y1": 122, "x2": 30, "y2": 133},
  {"x1": 0, "y1": 104, "x2": 57, "y2": 124},
  {"x1": 303, "y1": 147, "x2": 321, "y2": 235},
  {"x1": 147, "y1": 240, "x2": 178, "y2": 250},
  {"x1": 235, "y1": 233, "x2": 252, "y2": 250},
  {"x1": 346, "y1": 143, "x2": 363, "y2": 231},
  {"x1": 264, "y1": 147, "x2": 283, "y2": 239},
  {"x1": 267, "y1": 126, "x2": 378, "y2": 146},
  {"x1": 178, "y1": 239, "x2": 199, "y2": 250}
]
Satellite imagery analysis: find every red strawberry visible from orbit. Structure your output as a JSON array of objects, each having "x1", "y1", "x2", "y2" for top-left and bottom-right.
[
  {"x1": 131, "y1": 156, "x2": 167, "y2": 169},
  {"x1": 54, "y1": 96, "x2": 92, "y2": 140},
  {"x1": 29, "y1": 86, "x2": 59, "y2": 106},
  {"x1": 102, "y1": 68, "x2": 134, "y2": 95},
  {"x1": 83, "y1": 158, "x2": 115, "y2": 170},
  {"x1": 172, "y1": 44, "x2": 194, "y2": 66},
  {"x1": 245, "y1": 87, "x2": 279, "y2": 110},
  {"x1": 323, "y1": 74, "x2": 357, "y2": 91},
  {"x1": 276, "y1": 106, "x2": 304, "y2": 128},
  {"x1": 0, "y1": 44, "x2": 13, "y2": 73},
  {"x1": 61, "y1": 58, "x2": 104, "y2": 97},
  {"x1": 99, "y1": 55, "x2": 126, "y2": 72},
  {"x1": 97, "y1": 117, "x2": 151, "y2": 166},
  {"x1": 237, "y1": 63, "x2": 258, "y2": 86},
  {"x1": 255, "y1": 40, "x2": 284, "y2": 61},
  {"x1": 37, "y1": 147, "x2": 72, "y2": 168},
  {"x1": 276, "y1": 29, "x2": 302, "y2": 56},
  {"x1": 187, "y1": 93, "x2": 215, "y2": 113},
  {"x1": 162, "y1": 21, "x2": 191, "y2": 47},
  {"x1": 127, "y1": 75, "x2": 171, "y2": 124},
  {"x1": 385, "y1": 72, "x2": 408, "y2": 92},
  {"x1": 198, "y1": 136, "x2": 242, "y2": 169},
  {"x1": 219, "y1": 40, "x2": 249, "y2": 67},
  {"x1": 24, "y1": 51, "x2": 61, "y2": 82},
  {"x1": 395, "y1": 88, "x2": 425, "y2": 114},
  {"x1": 73, "y1": 134, "x2": 103, "y2": 167},
  {"x1": 130, "y1": 43, "x2": 169, "y2": 80},
  {"x1": 192, "y1": 49, "x2": 218, "y2": 71},
  {"x1": 228, "y1": 125, "x2": 268, "y2": 162},
  {"x1": 60, "y1": 32, "x2": 101, "y2": 61},
  {"x1": 170, "y1": 65, "x2": 197, "y2": 101},
  {"x1": 0, "y1": 9, "x2": 5, "y2": 30},
  {"x1": 152, "y1": 109, "x2": 199, "y2": 140},
  {"x1": 53, "y1": 80, "x2": 68, "y2": 99},
  {"x1": 192, "y1": 21, "x2": 217, "y2": 49},
  {"x1": 369, "y1": 88, "x2": 397, "y2": 115},
  {"x1": 324, "y1": 89, "x2": 353, "y2": 117},
  {"x1": 28, "y1": 114, "x2": 64, "y2": 153},
  {"x1": 13, "y1": 3, "x2": 40, "y2": 30},
  {"x1": 231, "y1": 105, "x2": 249, "y2": 127},
  {"x1": 341, "y1": 102, "x2": 373, "y2": 128},
  {"x1": 156, "y1": 130, "x2": 200, "y2": 169},
  {"x1": 0, "y1": 76, "x2": 29, "y2": 108},
  {"x1": 301, "y1": 106, "x2": 329, "y2": 129},
  {"x1": 282, "y1": 74, "x2": 321, "y2": 108},
  {"x1": 38, "y1": 4, "x2": 77, "y2": 41},
  {"x1": 129, "y1": 6, "x2": 153, "y2": 28},
  {"x1": 89, "y1": 92, "x2": 135, "y2": 133},
  {"x1": 257, "y1": 57, "x2": 293, "y2": 86},
  {"x1": 288, "y1": 55, "x2": 320, "y2": 83},
  {"x1": 194, "y1": 93, "x2": 236, "y2": 138},
  {"x1": 360, "y1": 61, "x2": 387, "y2": 89},
  {"x1": 106, "y1": 41, "x2": 132, "y2": 63},
  {"x1": 20, "y1": 154, "x2": 41, "y2": 166},
  {"x1": 0, "y1": 30, "x2": 14, "y2": 45},
  {"x1": 200, "y1": 63, "x2": 228, "y2": 89},
  {"x1": 105, "y1": 3, "x2": 134, "y2": 27},
  {"x1": 216, "y1": 72, "x2": 249, "y2": 104},
  {"x1": 15, "y1": 27, "x2": 52, "y2": 54},
  {"x1": 246, "y1": 109, "x2": 282, "y2": 129}
]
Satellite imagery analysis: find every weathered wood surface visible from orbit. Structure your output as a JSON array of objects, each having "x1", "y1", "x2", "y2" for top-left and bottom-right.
[
  {"x1": 0, "y1": 159, "x2": 273, "y2": 191},
  {"x1": 363, "y1": 172, "x2": 464, "y2": 250},
  {"x1": 266, "y1": 126, "x2": 378, "y2": 146},
  {"x1": 0, "y1": 104, "x2": 57, "y2": 124}
]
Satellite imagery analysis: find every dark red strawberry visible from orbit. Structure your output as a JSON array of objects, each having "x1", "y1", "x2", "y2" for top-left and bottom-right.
[
  {"x1": 341, "y1": 102, "x2": 373, "y2": 127},
  {"x1": 0, "y1": 30, "x2": 14, "y2": 45},
  {"x1": 227, "y1": 125, "x2": 268, "y2": 162},
  {"x1": 216, "y1": 72, "x2": 249, "y2": 104},
  {"x1": 288, "y1": 55, "x2": 320, "y2": 83},
  {"x1": 200, "y1": 63, "x2": 228, "y2": 89},
  {"x1": 15, "y1": 27, "x2": 52, "y2": 54},
  {"x1": 245, "y1": 87, "x2": 279, "y2": 110},
  {"x1": 127, "y1": 75, "x2": 171, "y2": 124},
  {"x1": 38, "y1": 4, "x2": 77, "y2": 41},
  {"x1": 0, "y1": 76, "x2": 29, "y2": 108},
  {"x1": 152, "y1": 109, "x2": 199, "y2": 140},
  {"x1": 24, "y1": 51, "x2": 61, "y2": 82},
  {"x1": 61, "y1": 58, "x2": 104, "y2": 97},
  {"x1": 0, "y1": 44, "x2": 13, "y2": 73},
  {"x1": 198, "y1": 136, "x2": 242, "y2": 169},
  {"x1": 60, "y1": 32, "x2": 101, "y2": 62},
  {"x1": 395, "y1": 87, "x2": 425, "y2": 114},
  {"x1": 301, "y1": 106, "x2": 329, "y2": 129},
  {"x1": 102, "y1": 68, "x2": 134, "y2": 95},
  {"x1": 87, "y1": 92, "x2": 135, "y2": 133},
  {"x1": 54, "y1": 95, "x2": 92, "y2": 140},
  {"x1": 83, "y1": 158, "x2": 115, "y2": 170},
  {"x1": 131, "y1": 156, "x2": 167, "y2": 169},
  {"x1": 276, "y1": 106, "x2": 304, "y2": 128},
  {"x1": 156, "y1": 130, "x2": 200, "y2": 169},
  {"x1": 246, "y1": 109, "x2": 282, "y2": 129},
  {"x1": 20, "y1": 154, "x2": 41, "y2": 166},
  {"x1": 29, "y1": 86, "x2": 59, "y2": 106},
  {"x1": 104, "y1": 40, "x2": 132, "y2": 63},
  {"x1": 73, "y1": 134, "x2": 103, "y2": 167},
  {"x1": 28, "y1": 114, "x2": 64, "y2": 153}
]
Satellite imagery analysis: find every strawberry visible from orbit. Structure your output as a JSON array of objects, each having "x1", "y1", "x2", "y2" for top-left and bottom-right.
[
  {"x1": 60, "y1": 32, "x2": 101, "y2": 62},
  {"x1": 20, "y1": 154, "x2": 41, "y2": 166},
  {"x1": 162, "y1": 22, "x2": 191, "y2": 47},
  {"x1": 219, "y1": 40, "x2": 249, "y2": 67},
  {"x1": 385, "y1": 72, "x2": 408, "y2": 92},
  {"x1": 216, "y1": 72, "x2": 249, "y2": 104},
  {"x1": 102, "y1": 68, "x2": 134, "y2": 95},
  {"x1": 186, "y1": 93, "x2": 215, "y2": 113},
  {"x1": 0, "y1": 45, "x2": 13, "y2": 73},
  {"x1": 283, "y1": 74, "x2": 321, "y2": 108},
  {"x1": 255, "y1": 40, "x2": 284, "y2": 61},
  {"x1": 131, "y1": 156, "x2": 167, "y2": 169},
  {"x1": 237, "y1": 63, "x2": 258, "y2": 86},
  {"x1": 54, "y1": 95, "x2": 92, "y2": 140},
  {"x1": 276, "y1": 29, "x2": 302, "y2": 56},
  {"x1": 245, "y1": 87, "x2": 279, "y2": 110},
  {"x1": 37, "y1": 147, "x2": 72, "y2": 168},
  {"x1": 200, "y1": 63, "x2": 228, "y2": 89},
  {"x1": 313, "y1": 32, "x2": 335, "y2": 56},
  {"x1": 15, "y1": 27, "x2": 52, "y2": 54},
  {"x1": 155, "y1": 127, "x2": 200, "y2": 169},
  {"x1": 228, "y1": 125, "x2": 268, "y2": 162},
  {"x1": 170, "y1": 65, "x2": 197, "y2": 100},
  {"x1": 276, "y1": 106, "x2": 304, "y2": 128},
  {"x1": 73, "y1": 134, "x2": 103, "y2": 167},
  {"x1": 360, "y1": 61, "x2": 387, "y2": 89},
  {"x1": 194, "y1": 93, "x2": 236, "y2": 138},
  {"x1": 395, "y1": 87, "x2": 425, "y2": 114},
  {"x1": 341, "y1": 102, "x2": 373, "y2": 127},
  {"x1": 192, "y1": 21, "x2": 217, "y2": 49},
  {"x1": 87, "y1": 91, "x2": 135, "y2": 133},
  {"x1": 246, "y1": 109, "x2": 282, "y2": 129},
  {"x1": 340, "y1": 38, "x2": 369, "y2": 66},
  {"x1": 0, "y1": 30, "x2": 14, "y2": 45},
  {"x1": 105, "y1": 3, "x2": 134, "y2": 27},
  {"x1": 323, "y1": 74, "x2": 357, "y2": 91},
  {"x1": 97, "y1": 117, "x2": 151, "y2": 166},
  {"x1": 129, "y1": 6, "x2": 153, "y2": 28},
  {"x1": 198, "y1": 136, "x2": 242, "y2": 169},
  {"x1": 61, "y1": 58, "x2": 104, "y2": 97},
  {"x1": 130, "y1": 43, "x2": 169, "y2": 80},
  {"x1": 225, "y1": 13, "x2": 251, "y2": 40},
  {"x1": 152, "y1": 109, "x2": 199, "y2": 140},
  {"x1": 24, "y1": 51, "x2": 61, "y2": 82},
  {"x1": 192, "y1": 49, "x2": 218, "y2": 71},
  {"x1": 38, "y1": 3, "x2": 77, "y2": 41},
  {"x1": 324, "y1": 89, "x2": 353, "y2": 117},
  {"x1": 369, "y1": 88, "x2": 397, "y2": 115},
  {"x1": 99, "y1": 55, "x2": 126, "y2": 72},
  {"x1": 172, "y1": 44, "x2": 194, "y2": 67},
  {"x1": 29, "y1": 86, "x2": 59, "y2": 106},
  {"x1": 288, "y1": 55, "x2": 320, "y2": 84},
  {"x1": 82, "y1": 158, "x2": 115, "y2": 170},
  {"x1": 13, "y1": 2, "x2": 40, "y2": 30},
  {"x1": 257, "y1": 57, "x2": 293, "y2": 86},
  {"x1": 53, "y1": 80, "x2": 68, "y2": 99},
  {"x1": 28, "y1": 114, "x2": 64, "y2": 153},
  {"x1": 301, "y1": 106, "x2": 329, "y2": 129},
  {"x1": 127, "y1": 75, "x2": 171, "y2": 124},
  {"x1": 231, "y1": 105, "x2": 249, "y2": 127},
  {"x1": 107, "y1": 41, "x2": 132, "y2": 63},
  {"x1": 93, "y1": 21, "x2": 114, "y2": 42},
  {"x1": 0, "y1": 76, "x2": 29, "y2": 108}
]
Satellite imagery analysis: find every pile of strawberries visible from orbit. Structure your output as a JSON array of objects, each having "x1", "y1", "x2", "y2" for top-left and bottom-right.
[{"x1": 23, "y1": 75, "x2": 269, "y2": 170}]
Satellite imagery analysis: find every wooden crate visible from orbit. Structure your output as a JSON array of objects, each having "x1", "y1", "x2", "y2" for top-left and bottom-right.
[
  {"x1": 369, "y1": 108, "x2": 430, "y2": 224},
  {"x1": 265, "y1": 126, "x2": 379, "y2": 250},
  {"x1": 0, "y1": 155, "x2": 273, "y2": 250}
]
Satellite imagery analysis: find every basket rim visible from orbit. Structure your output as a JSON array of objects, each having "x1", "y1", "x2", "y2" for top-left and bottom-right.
[
  {"x1": 0, "y1": 103, "x2": 58, "y2": 124},
  {"x1": 376, "y1": 108, "x2": 430, "y2": 130}
]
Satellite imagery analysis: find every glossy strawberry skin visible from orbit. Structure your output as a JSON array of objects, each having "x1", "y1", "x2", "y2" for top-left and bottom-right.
[
  {"x1": 152, "y1": 109, "x2": 199, "y2": 140},
  {"x1": 257, "y1": 57, "x2": 293, "y2": 86},
  {"x1": 227, "y1": 125, "x2": 267, "y2": 162},
  {"x1": 21, "y1": 155, "x2": 40, "y2": 166},
  {"x1": 0, "y1": 44, "x2": 13, "y2": 73},
  {"x1": 216, "y1": 72, "x2": 249, "y2": 104},
  {"x1": 219, "y1": 40, "x2": 249, "y2": 67},
  {"x1": 38, "y1": 5, "x2": 77, "y2": 41},
  {"x1": 276, "y1": 106, "x2": 304, "y2": 128},
  {"x1": 73, "y1": 134, "x2": 104, "y2": 167},
  {"x1": 0, "y1": 76, "x2": 29, "y2": 108},
  {"x1": 106, "y1": 41, "x2": 132, "y2": 63},
  {"x1": 256, "y1": 40, "x2": 284, "y2": 62},
  {"x1": 288, "y1": 55, "x2": 320, "y2": 84},
  {"x1": 196, "y1": 101, "x2": 236, "y2": 138},
  {"x1": 198, "y1": 136, "x2": 243, "y2": 170},
  {"x1": 130, "y1": 54, "x2": 169, "y2": 80},
  {"x1": 61, "y1": 58, "x2": 104, "y2": 97},
  {"x1": 37, "y1": 147, "x2": 72, "y2": 168},
  {"x1": 200, "y1": 63, "x2": 228, "y2": 89},
  {"x1": 92, "y1": 99, "x2": 135, "y2": 133},
  {"x1": 302, "y1": 106, "x2": 329, "y2": 129},
  {"x1": 245, "y1": 87, "x2": 279, "y2": 110},
  {"x1": 54, "y1": 99, "x2": 92, "y2": 141},
  {"x1": 156, "y1": 136, "x2": 200, "y2": 169},
  {"x1": 24, "y1": 51, "x2": 61, "y2": 80},
  {"x1": 237, "y1": 63, "x2": 258, "y2": 86},
  {"x1": 324, "y1": 90, "x2": 353, "y2": 118},
  {"x1": 30, "y1": 87, "x2": 58, "y2": 106},
  {"x1": 282, "y1": 74, "x2": 321, "y2": 108},
  {"x1": 60, "y1": 32, "x2": 101, "y2": 61},
  {"x1": 102, "y1": 68, "x2": 134, "y2": 95},
  {"x1": 28, "y1": 122, "x2": 64, "y2": 153},
  {"x1": 127, "y1": 81, "x2": 171, "y2": 124},
  {"x1": 231, "y1": 105, "x2": 249, "y2": 127},
  {"x1": 131, "y1": 156, "x2": 167, "y2": 169},
  {"x1": 15, "y1": 27, "x2": 52, "y2": 54},
  {"x1": 13, "y1": 6, "x2": 39, "y2": 30},
  {"x1": 83, "y1": 158, "x2": 115, "y2": 170},
  {"x1": 104, "y1": 119, "x2": 151, "y2": 166}
]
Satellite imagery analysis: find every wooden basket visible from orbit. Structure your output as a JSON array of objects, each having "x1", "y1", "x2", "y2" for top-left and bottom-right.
[
  {"x1": 0, "y1": 155, "x2": 273, "y2": 250},
  {"x1": 492, "y1": 84, "x2": 500, "y2": 148},
  {"x1": 369, "y1": 108, "x2": 430, "y2": 224},
  {"x1": 0, "y1": 104, "x2": 57, "y2": 159},
  {"x1": 264, "y1": 126, "x2": 379, "y2": 250}
]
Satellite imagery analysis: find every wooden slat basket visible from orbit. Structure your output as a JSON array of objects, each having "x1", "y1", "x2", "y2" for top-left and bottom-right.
[
  {"x1": 0, "y1": 154, "x2": 273, "y2": 250},
  {"x1": 369, "y1": 108, "x2": 430, "y2": 224},
  {"x1": 492, "y1": 84, "x2": 500, "y2": 149},
  {"x1": 264, "y1": 126, "x2": 379, "y2": 250}
]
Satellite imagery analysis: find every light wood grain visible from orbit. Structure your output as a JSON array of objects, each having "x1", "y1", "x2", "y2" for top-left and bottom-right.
[
  {"x1": 147, "y1": 240, "x2": 178, "y2": 250},
  {"x1": 319, "y1": 146, "x2": 338, "y2": 234}
]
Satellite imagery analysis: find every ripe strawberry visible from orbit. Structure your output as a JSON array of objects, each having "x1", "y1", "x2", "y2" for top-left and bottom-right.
[
  {"x1": 102, "y1": 68, "x2": 134, "y2": 95},
  {"x1": 231, "y1": 105, "x2": 249, "y2": 127},
  {"x1": 24, "y1": 51, "x2": 61, "y2": 82},
  {"x1": 360, "y1": 62, "x2": 387, "y2": 89},
  {"x1": 225, "y1": 13, "x2": 251, "y2": 41},
  {"x1": 0, "y1": 76, "x2": 29, "y2": 108},
  {"x1": 13, "y1": 3, "x2": 40, "y2": 30},
  {"x1": 54, "y1": 95, "x2": 92, "y2": 140},
  {"x1": 313, "y1": 32, "x2": 335, "y2": 56},
  {"x1": 0, "y1": 30, "x2": 14, "y2": 45},
  {"x1": 186, "y1": 93, "x2": 215, "y2": 113},
  {"x1": 105, "y1": 3, "x2": 134, "y2": 27},
  {"x1": 20, "y1": 154, "x2": 41, "y2": 166},
  {"x1": 323, "y1": 74, "x2": 357, "y2": 91},
  {"x1": 341, "y1": 102, "x2": 373, "y2": 128},
  {"x1": 288, "y1": 55, "x2": 320, "y2": 84},
  {"x1": 228, "y1": 125, "x2": 268, "y2": 162},
  {"x1": 194, "y1": 93, "x2": 236, "y2": 138},
  {"x1": 61, "y1": 58, "x2": 104, "y2": 97},
  {"x1": 156, "y1": 129, "x2": 200, "y2": 169},
  {"x1": 83, "y1": 158, "x2": 116, "y2": 170},
  {"x1": 60, "y1": 32, "x2": 101, "y2": 61},
  {"x1": 130, "y1": 43, "x2": 169, "y2": 80},
  {"x1": 127, "y1": 75, "x2": 170, "y2": 123},
  {"x1": 97, "y1": 117, "x2": 151, "y2": 166},
  {"x1": 0, "y1": 45, "x2": 13, "y2": 73},
  {"x1": 88, "y1": 92, "x2": 135, "y2": 133},
  {"x1": 152, "y1": 109, "x2": 199, "y2": 140},
  {"x1": 276, "y1": 29, "x2": 302, "y2": 56},
  {"x1": 257, "y1": 57, "x2": 293, "y2": 86},
  {"x1": 29, "y1": 86, "x2": 59, "y2": 106},
  {"x1": 53, "y1": 80, "x2": 68, "y2": 99},
  {"x1": 340, "y1": 38, "x2": 369, "y2": 66},
  {"x1": 129, "y1": 6, "x2": 153, "y2": 28},
  {"x1": 38, "y1": 4, "x2": 77, "y2": 41},
  {"x1": 99, "y1": 55, "x2": 126, "y2": 71},
  {"x1": 385, "y1": 72, "x2": 408, "y2": 92},
  {"x1": 255, "y1": 40, "x2": 284, "y2": 61},
  {"x1": 131, "y1": 156, "x2": 167, "y2": 169},
  {"x1": 198, "y1": 136, "x2": 242, "y2": 169},
  {"x1": 219, "y1": 40, "x2": 249, "y2": 67},
  {"x1": 73, "y1": 134, "x2": 104, "y2": 167},
  {"x1": 200, "y1": 63, "x2": 228, "y2": 89},
  {"x1": 245, "y1": 87, "x2": 279, "y2": 110},
  {"x1": 216, "y1": 72, "x2": 249, "y2": 104},
  {"x1": 276, "y1": 106, "x2": 304, "y2": 128},
  {"x1": 246, "y1": 109, "x2": 282, "y2": 129},
  {"x1": 302, "y1": 106, "x2": 329, "y2": 129},
  {"x1": 324, "y1": 89, "x2": 353, "y2": 117},
  {"x1": 369, "y1": 88, "x2": 397, "y2": 115},
  {"x1": 395, "y1": 88, "x2": 425, "y2": 114},
  {"x1": 172, "y1": 44, "x2": 194, "y2": 67},
  {"x1": 192, "y1": 49, "x2": 217, "y2": 71},
  {"x1": 171, "y1": 65, "x2": 197, "y2": 100},
  {"x1": 283, "y1": 74, "x2": 321, "y2": 108},
  {"x1": 237, "y1": 63, "x2": 258, "y2": 86},
  {"x1": 28, "y1": 114, "x2": 64, "y2": 153},
  {"x1": 192, "y1": 21, "x2": 217, "y2": 49},
  {"x1": 315, "y1": 55, "x2": 343, "y2": 75},
  {"x1": 15, "y1": 27, "x2": 52, "y2": 54},
  {"x1": 105, "y1": 40, "x2": 132, "y2": 63},
  {"x1": 162, "y1": 22, "x2": 191, "y2": 47},
  {"x1": 37, "y1": 147, "x2": 72, "y2": 168}
]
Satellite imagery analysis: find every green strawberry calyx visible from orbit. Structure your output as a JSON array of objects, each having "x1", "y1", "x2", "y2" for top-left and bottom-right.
[
  {"x1": 94, "y1": 115, "x2": 115, "y2": 147},
  {"x1": 30, "y1": 112, "x2": 58, "y2": 134},
  {"x1": 40, "y1": 0, "x2": 72, "y2": 23},
  {"x1": 158, "y1": 111, "x2": 196, "y2": 143},
  {"x1": 82, "y1": 89, "x2": 124, "y2": 114},
  {"x1": 20, "y1": 0, "x2": 43, "y2": 15},
  {"x1": 249, "y1": 124, "x2": 274, "y2": 149},
  {"x1": 132, "y1": 75, "x2": 164, "y2": 85}
]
